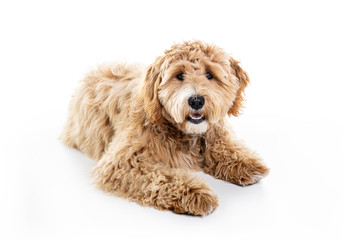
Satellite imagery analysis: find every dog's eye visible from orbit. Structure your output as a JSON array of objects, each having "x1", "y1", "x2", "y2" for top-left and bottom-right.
[
  {"x1": 205, "y1": 72, "x2": 214, "y2": 80},
  {"x1": 176, "y1": 73, "x2": 184, "y2": 81}
]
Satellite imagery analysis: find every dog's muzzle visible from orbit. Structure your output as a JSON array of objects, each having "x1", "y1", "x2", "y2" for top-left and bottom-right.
[{"x1": 187, "y1": 95, "x2": 205, "y2": 124}]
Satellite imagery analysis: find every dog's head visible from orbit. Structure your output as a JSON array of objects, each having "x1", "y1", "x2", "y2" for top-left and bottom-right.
[{"x1": 142, "y1": 40, "x2": 249, "y2": 135}]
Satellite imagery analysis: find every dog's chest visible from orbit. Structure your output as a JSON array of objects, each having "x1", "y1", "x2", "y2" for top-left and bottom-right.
[{"x1": 167, "y1": 136, "x2": 205, "y2": 170}]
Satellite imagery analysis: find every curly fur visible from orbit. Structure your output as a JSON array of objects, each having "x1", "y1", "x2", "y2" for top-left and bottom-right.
[{"x1": 61, "y1": 40, "x2": 269, "y2": 216}]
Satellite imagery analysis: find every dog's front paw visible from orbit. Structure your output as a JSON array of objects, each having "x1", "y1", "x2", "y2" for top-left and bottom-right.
[
  {"x1": 172, "y1": 185, "x2": 218, "y2": 216},
  {"x1": 233, "y1": 159, "x2": 269, "y2": 186}
]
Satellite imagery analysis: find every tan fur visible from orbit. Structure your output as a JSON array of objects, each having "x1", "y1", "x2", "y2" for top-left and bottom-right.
[{"x1": 60, "y1": 40, "x2": 269, "y2": 216}]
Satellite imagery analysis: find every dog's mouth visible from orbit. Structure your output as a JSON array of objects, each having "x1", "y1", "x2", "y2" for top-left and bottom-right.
[{"x1": 187, "y1": 113, "x2": 205, "y2": 124}]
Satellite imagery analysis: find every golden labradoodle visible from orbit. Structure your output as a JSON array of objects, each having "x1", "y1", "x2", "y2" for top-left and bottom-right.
[{"x1": 61, "y1": 40, "x2": 269, "y2": 216}]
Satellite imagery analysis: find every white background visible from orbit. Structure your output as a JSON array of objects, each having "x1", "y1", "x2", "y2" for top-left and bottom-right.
[{"x1": 1, "y1": 0, "x2": 343, "y2": 239}]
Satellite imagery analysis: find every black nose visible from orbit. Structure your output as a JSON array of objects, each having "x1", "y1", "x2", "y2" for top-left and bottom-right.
[{"x1": 188, "y1": 95, "x2": 205, "y2": 110}]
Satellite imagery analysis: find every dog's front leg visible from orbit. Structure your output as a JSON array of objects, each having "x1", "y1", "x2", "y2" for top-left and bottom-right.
[
  {"x1": 203, "y1": 124, "x2": 269, "y2": 186},
  {"x1": 93, "y1": 143, "x2": 218, "y2": 215}
]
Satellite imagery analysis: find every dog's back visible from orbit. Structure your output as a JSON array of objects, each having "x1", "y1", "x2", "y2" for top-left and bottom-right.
[{"x1": 60, "y1": 63, "x2": 144, "y2": 160}]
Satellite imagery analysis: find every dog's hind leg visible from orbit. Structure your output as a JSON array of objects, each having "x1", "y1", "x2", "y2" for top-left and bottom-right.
[{"x1": 93, "y1": 146, "x2": 218, "y2": 216}]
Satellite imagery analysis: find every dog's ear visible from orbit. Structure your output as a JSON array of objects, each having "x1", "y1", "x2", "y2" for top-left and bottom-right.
[
  {"x1": 228, "y1": 57, "x2": 250, "y2": 117},
  {"x1": 141, "y1": 56, "x2": 165, "y2": 124}
]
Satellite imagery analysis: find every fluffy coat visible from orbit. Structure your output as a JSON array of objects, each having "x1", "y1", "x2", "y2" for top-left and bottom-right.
[{"x1": 61, "y1": 40, "x2": 269, "y2": 216}]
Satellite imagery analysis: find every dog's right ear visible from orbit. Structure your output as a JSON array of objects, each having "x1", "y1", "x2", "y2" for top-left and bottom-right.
[{"x1": 141, "y1": 56, "x2": 165, "y2": 124}]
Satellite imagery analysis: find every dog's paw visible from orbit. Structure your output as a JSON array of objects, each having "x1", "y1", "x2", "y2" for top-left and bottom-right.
[
  {"x1": 235, "y1": 160, "x2": 269, "y2": 186},
  {"x1": 172, "y1": 187, "x2": 218, "y2": 216}
]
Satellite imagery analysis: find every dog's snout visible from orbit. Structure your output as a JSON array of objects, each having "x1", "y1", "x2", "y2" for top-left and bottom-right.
[{"x1": 188, "y1": 95, "x2": 205, "y2": 110}]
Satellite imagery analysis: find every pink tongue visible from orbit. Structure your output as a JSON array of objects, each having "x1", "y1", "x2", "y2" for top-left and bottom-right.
[{"x1": 192, "y1": 114, "x2": 201, "y2": 118}]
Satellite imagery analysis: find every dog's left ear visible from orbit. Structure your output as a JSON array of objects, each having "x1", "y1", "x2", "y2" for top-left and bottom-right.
[
  {"x1": 228, "y1": 57, "x2": 250, "y2": 117},
  {"x1": 141, "y1": 56, "x2": 165, "y2": 124}
]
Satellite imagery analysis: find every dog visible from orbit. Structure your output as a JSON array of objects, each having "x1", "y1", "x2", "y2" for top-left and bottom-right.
[{"x1": 61, "y1": 40, "x2": 269, "y2": 216}]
